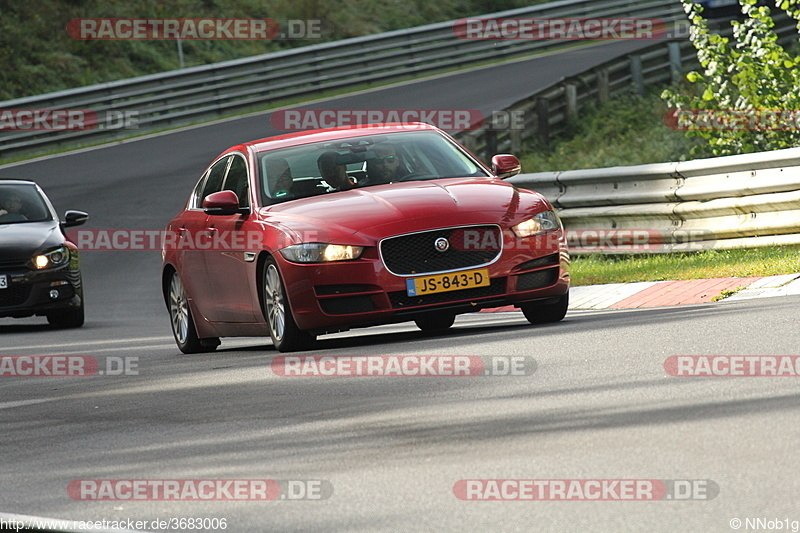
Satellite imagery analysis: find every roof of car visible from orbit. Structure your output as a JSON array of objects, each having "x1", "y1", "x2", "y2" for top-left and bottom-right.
[
  {"x1": 0, "y1": 179, "x2": 37, "y2": 185},
  {"x1": 239, "y1": 122, "x2": 441, "y2": 154}
]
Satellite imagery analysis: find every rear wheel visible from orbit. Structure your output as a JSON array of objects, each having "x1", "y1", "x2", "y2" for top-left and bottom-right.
[
  {"x1": 168, "y1": 271, "x2": 219, "y2": 354},
  {"x1": 263, "y1": 259, "x2": 316, "y2": 352},
  {"x1": 414, "y1": 312, "x2": 456, "y2": 332},
  {"x1": 520, "y1": 292, "x2": 569, "y2": 325}
]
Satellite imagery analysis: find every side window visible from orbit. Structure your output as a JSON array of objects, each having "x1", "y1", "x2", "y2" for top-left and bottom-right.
[
  {"x1": 190, "y1": 170, "x2": 209, "y2": 209},
  {"x1": 199, "y1": 156, "x2": 231, "y2": 206},
  {"x1": 222, "y1": 155, "x2": 250, "y2": 208}
]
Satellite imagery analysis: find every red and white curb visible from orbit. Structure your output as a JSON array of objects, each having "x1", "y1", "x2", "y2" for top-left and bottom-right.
[{"x1": 483, "y1": 273, "x2": 800, "y2": 312}]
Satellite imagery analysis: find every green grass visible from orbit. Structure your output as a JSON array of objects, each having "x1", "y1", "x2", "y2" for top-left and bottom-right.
[
  {"x1": 518, "y1": 91, "x2": 703, "y2": 172},
  {"x1": 570, "y1": 246, "x2": 800, "y2": 286}
]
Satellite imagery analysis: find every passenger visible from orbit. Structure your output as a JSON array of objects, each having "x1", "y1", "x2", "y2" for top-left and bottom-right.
[{"x1": 266, "y1": 158, "x2": 294, "y2": 199}]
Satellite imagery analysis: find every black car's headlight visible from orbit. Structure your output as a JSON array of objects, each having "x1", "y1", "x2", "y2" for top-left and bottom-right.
[
  {"x1": 279, "y1": 243, "x2": 364, "y2": 263},
  {"x1": 32, "y1": 245, "x2": 70, "y2": 269},
  {"x1": 512, "y1": 210, "x2": 562, "y2": 237}
]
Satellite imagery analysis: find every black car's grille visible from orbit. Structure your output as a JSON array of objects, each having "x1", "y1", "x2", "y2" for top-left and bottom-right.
[
  {"x1": 380, "y1": 225, "x2": 502, "y2": 275},
  {"x1": 389, "y1": 277, "x2": 505, "y2": 309},
  {"x1": 0, "y1": 284, "x2": 31, "y2": 308},
  {"x1": 0, "y1": 259, "x2": 27, "y2": 270},
  {"x1": 516, "y1": 268, "x2": 559, "y2": 291}
]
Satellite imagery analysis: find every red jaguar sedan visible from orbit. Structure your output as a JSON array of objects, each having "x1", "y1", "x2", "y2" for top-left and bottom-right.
[{"x1": 162, "y1": 123, "x2": 569, "y2": 352}]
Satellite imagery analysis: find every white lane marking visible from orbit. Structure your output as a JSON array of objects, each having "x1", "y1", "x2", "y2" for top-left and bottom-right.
[
  {"x1": 0, "y1": 336, "x2": 174, "y2": 352},
  {"x1": 0, "y1": 398, "x2": 56, "y2": 410}
]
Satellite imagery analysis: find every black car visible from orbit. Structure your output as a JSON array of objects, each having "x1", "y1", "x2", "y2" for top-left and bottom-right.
[{"x1": 0, "y1": 179, "x2": 88, "y2": 327}]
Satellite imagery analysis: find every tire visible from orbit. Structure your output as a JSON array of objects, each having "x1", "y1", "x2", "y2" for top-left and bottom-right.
[
  {"x1": 168, "y1": 271, "x2": 219, "y2": 354},
  {"x1": 414, "y1": 312, "x2": 456, "y2": 332},
  {"x1": 262, "y1": 258, "x2": 316, "y2": 352},
  {"x1": 47, "y1": 303, "x2": 84, "y2": 328},
  {"x1": 520, "y1": 292, "x2": 569, "y2": 325}
]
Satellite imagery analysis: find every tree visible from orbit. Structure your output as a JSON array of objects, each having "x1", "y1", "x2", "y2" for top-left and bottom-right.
[{"x1": 662, "y1": 0, "x2": 800, "y2": 156}]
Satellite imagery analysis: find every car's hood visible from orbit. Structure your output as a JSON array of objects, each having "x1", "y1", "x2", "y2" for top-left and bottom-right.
[
  {"x1": 260, "y1": 178, "x2": 550, "y2": 244},
  {"x1": 0, "y1": 221, "x2": 63, "y2": 261}
]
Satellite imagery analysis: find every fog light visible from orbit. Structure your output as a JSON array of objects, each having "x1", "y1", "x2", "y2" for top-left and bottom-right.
[{"x1": 49, "y1": 290, "x2": 59, "y2": 299}]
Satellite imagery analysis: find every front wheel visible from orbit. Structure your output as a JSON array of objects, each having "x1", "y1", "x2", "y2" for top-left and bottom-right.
[
  {"x1": 47, "y1": 303, "x2": 84, "y2": 328},
  {"x1": 263, "y1": 259, "x2": 316, "y2": 352},
  {"x1": 414, "y1": 312, "x2": 456, "y2": 332},
  {"x1": 520, "y1": 292, "x2": 569, "y2": 325},
  {"x1": 168, "y1": 271, "x2": 219, "y2": 354}
]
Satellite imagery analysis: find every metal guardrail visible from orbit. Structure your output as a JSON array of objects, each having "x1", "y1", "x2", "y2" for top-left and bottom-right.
[
  {"x1": 458, "y1": 11, "x2": 798, "y2": 159},
  {"x1": 0, "y1": 0, "x2": 685, "y2": 158},
  {"x1": 510, "y1": 147, "x2": 800, "y2": 253}
]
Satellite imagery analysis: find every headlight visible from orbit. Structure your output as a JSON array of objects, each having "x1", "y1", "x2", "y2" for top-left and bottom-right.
[
  {"x1": 279, "y1": 243, "x2": 364, "y2": 263},
  {"x1": 32, "y1": 246, "x2": 70, "y2": 269},
  {"x1": 512, "y1": 210, "x2": 562, "y2": 237}
]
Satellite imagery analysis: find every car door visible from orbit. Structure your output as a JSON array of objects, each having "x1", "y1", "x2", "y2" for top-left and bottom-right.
[
  {"x1": 203, "y1": 152, "x2": 259, "y2": 323},
  {"x1": 176, "y1": 156, "x2": 231, "y2": 323}
]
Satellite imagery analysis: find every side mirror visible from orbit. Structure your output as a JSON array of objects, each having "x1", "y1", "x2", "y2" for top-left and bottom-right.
[
  {"x1": 62, "y1": 210, "x2": 89, "y2": 228},
  {"x1": 203, "y1": 190, "x2": 249, "y2": 216},
  {"x1": 491, "y1": 154, "x2": 521, "y2": 179}
]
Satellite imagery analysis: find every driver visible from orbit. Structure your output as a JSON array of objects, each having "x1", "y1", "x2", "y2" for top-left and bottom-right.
[
  {"x1": 0, "y1": 193, "x2": 25, "y2": 217},
  {"x1": 365, "y1": 144, "x2": 402, "y2": 185}
]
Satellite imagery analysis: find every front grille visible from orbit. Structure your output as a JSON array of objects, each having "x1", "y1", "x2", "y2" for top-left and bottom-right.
[
  {"x1": 516, "y1": 268, "x2": 558, "y2": 291},
  {"x1": 389, "y1": 277, "x2": 505, "y2": 309},
  {"x1": 0, "y1": 259, "x2": 27, "y2": 270},
  {"x1": 319, "y1": 295, "x2": 375, "y2": 315},
  {"x1": 380, "y1": 225, "x2": 502, "y2": 275},
  {"x1": 0, "y1": 284, "x2": 31, "y2": 307}
]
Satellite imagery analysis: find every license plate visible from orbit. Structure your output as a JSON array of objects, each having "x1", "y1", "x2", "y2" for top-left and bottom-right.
[
  {"x1": 406, "y1": 268, "x2": 490, "y2": 297},
  {"x1": 0, "y1": 275, "x2": 6, "y2": 289}
]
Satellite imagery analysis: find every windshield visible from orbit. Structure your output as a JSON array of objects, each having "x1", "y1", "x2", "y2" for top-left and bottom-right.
[
  {"x1": 0, "y1": 183, "x2": 52, "y2": 224},
  {"x1": 257, "y1": 130, "x2": 490, "y2": 205}
]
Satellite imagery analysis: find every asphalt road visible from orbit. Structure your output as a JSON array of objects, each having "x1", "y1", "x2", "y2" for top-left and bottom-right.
[{"x1": 2, "y1": 38, "x2": 799, "y2": 533}]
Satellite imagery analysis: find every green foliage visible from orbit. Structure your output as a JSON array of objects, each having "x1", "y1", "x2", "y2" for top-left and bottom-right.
[
  {"x1": 518, "y1": 92, "x2": 700, "y2": 172},
  {"x1": 661, "y1": 0, "x2": 800, "y2": 156},
  {"x1": 0, "y1": 0, "x2": 542, "y2": 100}
]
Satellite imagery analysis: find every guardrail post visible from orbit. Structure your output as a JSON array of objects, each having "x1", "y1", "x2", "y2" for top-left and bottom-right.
[
  {"x1": 565, "y1": 83, "x2": 578, "y2": 121},
  {"x1": 597, "y1": 69, "x2": 610, "y2": 102},
  {"x1": 536, "y1": 97, "x2": 550, "y2": 149},
  {"x1": 668, "y1": 42, "x2": 682, "y2": 83},
  {"x1": 485, "y1": 130, "x2": 498, "y2": 157},
  {"x1": 510, "y1": 129, "x2": 522, "y2": 154},
  {"x1": 630, "y1": 55, "x2": 645, "y2": 95}
]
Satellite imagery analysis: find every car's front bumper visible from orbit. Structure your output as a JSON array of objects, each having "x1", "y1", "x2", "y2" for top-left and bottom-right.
[
  {"x1": 278, "y1": 229, "x2": 569, "y2": 333},
  {"x1": 0, "y1": 255, "x2": 83, "y2": 319}
]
